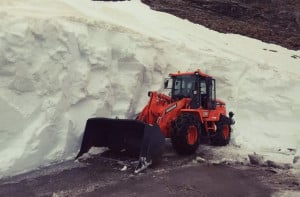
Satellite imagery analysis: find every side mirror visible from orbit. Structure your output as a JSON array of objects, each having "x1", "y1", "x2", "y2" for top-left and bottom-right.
[{"x1": 164, "y1": 79, "x2": 168, "y2": 89}]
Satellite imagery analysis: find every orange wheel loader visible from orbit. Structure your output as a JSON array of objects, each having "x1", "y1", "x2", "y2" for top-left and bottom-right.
[{"x1": 76, "y1": 69, "x2": 235, "y2": 173}]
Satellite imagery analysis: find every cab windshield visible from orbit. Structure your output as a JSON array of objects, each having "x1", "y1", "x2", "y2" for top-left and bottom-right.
[{"x1": 172, "y1": 76, "x2": 195, "y2": 99}]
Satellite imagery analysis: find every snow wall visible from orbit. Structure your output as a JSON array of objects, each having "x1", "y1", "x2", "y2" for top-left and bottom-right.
[{"x1": 0, "y1": 0, "x2": 300, "y2": 177}]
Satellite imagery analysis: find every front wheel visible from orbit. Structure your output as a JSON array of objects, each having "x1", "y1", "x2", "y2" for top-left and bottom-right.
[
  {"x1": 171, "y1": 113, "x2": 201, "y2": 155},
  {"x1": 211, "y1": 115, "x2": 231, "y2": 146}
]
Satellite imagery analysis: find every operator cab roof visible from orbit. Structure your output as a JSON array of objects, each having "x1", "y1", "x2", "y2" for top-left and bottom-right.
[{"x1": 169, "y1": 69, "x2": 212, "y2": 78}]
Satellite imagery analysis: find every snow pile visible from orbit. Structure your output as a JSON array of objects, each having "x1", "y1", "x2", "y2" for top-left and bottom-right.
[{"x1": 0, "y1": 0, "x2": 300, "y2": 177}]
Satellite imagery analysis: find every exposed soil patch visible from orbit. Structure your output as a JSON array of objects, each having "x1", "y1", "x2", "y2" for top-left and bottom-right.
[
  {"x1": 142, "y1": 0, "x2": 300, "y2": 50},
  {"x1": 0, "y1": 144, "x2": 298, "y2": 196}
]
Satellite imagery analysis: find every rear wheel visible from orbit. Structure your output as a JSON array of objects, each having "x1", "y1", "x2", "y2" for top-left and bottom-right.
[
  {"x1": 211, "y1": 115, "x2": 231, "y2": 146},
  {"x1": 171, "y1": 113, "x2": 201, "y2": 155}
]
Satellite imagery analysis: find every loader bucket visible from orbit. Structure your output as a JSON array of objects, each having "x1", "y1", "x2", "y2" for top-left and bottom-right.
[{"x1": 75, "y1": 118, "x2": 165, "y2": 166}]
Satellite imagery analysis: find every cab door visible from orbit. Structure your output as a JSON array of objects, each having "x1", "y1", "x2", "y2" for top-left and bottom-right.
[{"x1": 200, "y1": 78, "x2": 216, "y2": 109}]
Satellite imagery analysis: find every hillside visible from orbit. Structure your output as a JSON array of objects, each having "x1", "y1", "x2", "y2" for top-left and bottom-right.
[{"x1": 142, "y1": 0, "x2": 300, "y2": 50}]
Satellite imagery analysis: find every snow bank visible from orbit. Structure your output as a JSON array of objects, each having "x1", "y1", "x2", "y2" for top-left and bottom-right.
[{"x1": 0, "y1": 0, "x2": 299, "y2": 177}]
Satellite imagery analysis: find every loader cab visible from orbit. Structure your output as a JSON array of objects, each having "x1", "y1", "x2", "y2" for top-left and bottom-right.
[{"x1": 164, "y1": 73, "x2": 216, "y2": 110}]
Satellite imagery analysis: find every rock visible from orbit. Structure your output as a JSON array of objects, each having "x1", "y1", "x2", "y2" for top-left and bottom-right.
[
  {"x1": 293, "y1": 156, "x2": 300, "y2": 164},
  {"x1": 266, "y1": 160, "x2": 292, "y2": 170},
  {"x1": 248, "y1": 153, "x2": 264, "y2": 165},
  {"x1": 266, "y1": 160, "x2": 281, "y2": 169}
]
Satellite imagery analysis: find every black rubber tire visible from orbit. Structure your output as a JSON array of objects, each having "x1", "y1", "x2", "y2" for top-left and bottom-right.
[
  {"x1": 171, "y1": 113, "x2": 201, "y2": 155},
  {"x1": 211, "y1": 115, "x2": 231, "y2": 146}
]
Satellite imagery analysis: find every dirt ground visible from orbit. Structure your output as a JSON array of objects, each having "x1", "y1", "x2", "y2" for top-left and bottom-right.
[
  {"x1": 142, "y1": 0, "x2": 300, "y2": 50},
  {"x1": 0, "y1": 143, "x2": 299, "y2": 197}
]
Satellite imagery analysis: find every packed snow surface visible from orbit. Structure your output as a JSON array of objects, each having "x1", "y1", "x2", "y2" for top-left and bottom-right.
[{"x1": 0, "y1": 0, "x2": 300, "y2": 177}]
